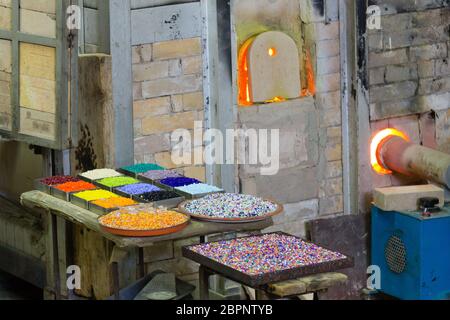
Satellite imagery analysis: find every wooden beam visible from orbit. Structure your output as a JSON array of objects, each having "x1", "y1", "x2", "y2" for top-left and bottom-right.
[
  {"x1": 108, "y1": 0, "x2": 134, "y2": 168},
  {"x1": 21, "y1": 191, "x2": 273, "y2": 249}
]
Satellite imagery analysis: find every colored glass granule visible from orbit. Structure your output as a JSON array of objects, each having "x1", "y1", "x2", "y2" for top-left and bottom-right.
[
  {"x1": 80, "y1": 169, "x2": 122, "y2": 181},
  {"x1": 137, "y1": 191, "x2": 180, "y2": 202},
  {"x1": 183, "y1": 193, "x2": 278, "y2": 218},
  {"x1": 159, "y1": 177, "x2": 201, "y2": 188},
  {"x1": 175, "y1": 183, "x2": 223, "y2": 195},
  {"x1": 99, "y1": 205, "x2": 189, "y2": 230},
  {"x1": 97, "y1": 176, "x2": 140, "y2": 188},
  {"x1": 92, "y1": 197, "x2": 137, "y2": 209},
  {"x1": 189, "y1": 234, "x2": 348, "y2": 276},
  {"x1": 116, "y1": 183, "x2": 161, "y2": 196},
  {"x1": 141, "y1": 170, "x2": 183, "y2": 181},
  {"x1": 121, "y1": 163, "x2": 165, "y2": 174},
  {"x1": 73, "y1": 190, "x2": 119, "y2": 202},
  {"x1": 41, "y1": 176, "x2": 79, "y2": 186},
  {"x1": 55, "y1": 181, "x2": 96, "y2": 193}
]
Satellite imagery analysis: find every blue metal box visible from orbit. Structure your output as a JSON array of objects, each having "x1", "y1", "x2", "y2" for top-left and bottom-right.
[{"x1": 371, "y1": 205, "x2": 450, "y2": 300}]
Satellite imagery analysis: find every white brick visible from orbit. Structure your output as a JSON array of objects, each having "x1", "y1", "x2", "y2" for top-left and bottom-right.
[
  {"x1": 168, "y1": 59, "x2": 182, "y2": 77},
  {"x1": 369, "y1": 49, "x2": 408, "y2": 68},
  {"x1": 370, "y1": 81, "x2": 417, "y2": 103},
  {"x1": 316, "y1": 39, "x2": 340, "y2": 58},
  {"x1": 419, "y1": 76, "x2": 450, "y2": 95},
  {"x1": 385, "y1": 63, "x2": 418, "y2": 82},
  {"x1": 317, "y1": 56, "x2": 340, "y2": 75},
  {"x1": 141, "y1": 44, "x2": 152, "y2": 62},
  {"x1": 153, "y1": 38, "x2": 202, "y2": 60},
  {"x1": 370, "y1": 67, "x2": 385, "y2": 85},
  {"x1": 410, "y1": 43, "x2": 447, "y2": 62},
  {"x1": 316, "y1": 73, "x2": 340, "y2": 93},
  {"x1": 133, "y1": 61, "x2": 169, "y2": 82},
  {"x1": 142, "y1": 75, "x2": 202, "y2": 99}
]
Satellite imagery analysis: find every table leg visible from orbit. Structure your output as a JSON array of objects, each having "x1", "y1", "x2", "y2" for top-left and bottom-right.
[
  {"x1": 138, "y1": 248, "x2": 145, "y2": 278},
  {"x1": 51, "y1": 213, "x2": 61, "y2": 300},
  {"x1": 111, "y1": 262, "x2": 120, "y2": 300},
  {"x1": 199, "y1": 266, "x2": 213, "y2": 300}
]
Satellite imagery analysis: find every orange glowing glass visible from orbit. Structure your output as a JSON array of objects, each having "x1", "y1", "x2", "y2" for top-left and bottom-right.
[
  {"x1": 370, "y1": 128, "x2": 410, "y2": 175},
  {"x1": 268, "y1": 47, "x2": 277, "y2": 57},
  {"x1": 238, "y1": 37, "x2": 256, "y2": 106}
]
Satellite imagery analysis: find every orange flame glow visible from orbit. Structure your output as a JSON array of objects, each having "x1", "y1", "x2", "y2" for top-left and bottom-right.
[
  {"x1": 370, "y1": 128, "x2": 410, "y2": 175},
  {"x1": 238, "y1": 37, "x2": 255, "y2": 106},
  {"x1": 301, "y1": 49, "x2": 316, "y2": 97}
]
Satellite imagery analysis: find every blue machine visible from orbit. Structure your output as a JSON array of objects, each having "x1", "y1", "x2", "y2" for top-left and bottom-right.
[{"x1": 371, "y1": 205, "x2": 450, "y2": 300}]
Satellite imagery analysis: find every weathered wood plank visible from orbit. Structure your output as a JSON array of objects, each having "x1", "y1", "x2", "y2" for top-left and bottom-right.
[
  {"x1": 373, "y1": 184, "x2": 445, "y2": 212},
  {"x1": 72, "y1": 54, "x2": 114, "y2": 173},
  {"x1": 267, "y1": 272, "x2": 348, "y2": 297},
  {"x1": 21, "y1": 191, "x2": 273, "y2": 248},
  {"x1": 73, "y1": 225, "x2": 115, "y2": 299},
  {"x1": 0, "y1": 196, "x2": 45, "y2": 259}
]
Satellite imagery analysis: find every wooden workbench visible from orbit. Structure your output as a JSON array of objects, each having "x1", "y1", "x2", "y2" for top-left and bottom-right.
[{"x1": 20, "y1": 191, "x2": 273, "y2": 299}]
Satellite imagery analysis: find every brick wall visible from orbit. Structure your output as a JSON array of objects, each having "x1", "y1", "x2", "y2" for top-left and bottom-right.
[
  {"x1": 132, "y1": 37, "x2": 206, "y2": 181},
  {"x1": 367, "y1": 4, "x2": 450, "y2": 189},
  {"x1": 131, "y1": 36, "x2": 206, "y2": 286}
]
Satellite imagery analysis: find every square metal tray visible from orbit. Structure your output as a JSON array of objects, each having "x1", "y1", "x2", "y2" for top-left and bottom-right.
[
  {"x1": 34, "y1": 179, "x2": 52, "y2": 194},
  {"x1": 93, "y1": 179, "x2": 139, "y2": 193},
  {"x1": 113, "y1": 183, "x2": 164, "y2": 199},
  {"x1": 88, "y1": 202, "x2": 121, "y2": 216},
  {"x1": 50, "y1": 186, "x2": 73, "y2": 202},
  {"x1": 112, "y1": 188, "x2": 134, "y2": 199},
  {"x1": 182, "y1": 232, "x2": 354, "y2": 288},
  {"x1": 70, "y1": 195, "x2": 90, "y2": 210},
  {"x1": 173, "y1": 189, "x2": 225, "y2": 200},
  {"x1": 116, "y1": 168, "x2": 139, "y2": 179},
  {"x1": 132, "y1": 194, "x2": 185, "y2": 209},
  {"x1": 93, "y1": 180, "x2": 114, "y2": 192},
  {"x1": 151, "y1": 180, "x2": 175, "y2": 191},
  {"x1": 135, "y1": 174, "x2": 159, "y2": 186},
  {"x1": 77, "y1": 174, "x2": 97, "y2": 183}
]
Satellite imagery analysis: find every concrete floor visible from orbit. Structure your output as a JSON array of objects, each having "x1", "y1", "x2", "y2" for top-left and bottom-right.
[{"x1": 0, "y1": 271, "x2": 42, "y2": 300}]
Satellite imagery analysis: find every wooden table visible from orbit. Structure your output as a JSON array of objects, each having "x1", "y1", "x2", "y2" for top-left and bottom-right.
[{"x1": 20, "y1": 191, "x2": 273, "y2": 300}]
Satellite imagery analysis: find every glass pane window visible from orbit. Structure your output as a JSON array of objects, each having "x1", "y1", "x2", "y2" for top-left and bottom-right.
[
  {"x1": 19, "y1": 42, "x2": 56, "y2": 140},
  {"x1": 0, "y1": 0, "x2": 12, "y2": 31},
  {"x1": 0, "y1": 39, "x2": 12, "y2": 131},
  {"x1": 20, "y1": 0, "x2": 56, "y2": 38}
]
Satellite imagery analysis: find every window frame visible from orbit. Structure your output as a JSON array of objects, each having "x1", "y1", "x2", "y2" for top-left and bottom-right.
[{"x1": 0, "y1": 0, "x2": 74, "y2": 150}]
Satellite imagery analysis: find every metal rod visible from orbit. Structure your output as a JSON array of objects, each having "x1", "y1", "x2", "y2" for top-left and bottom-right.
[{"x1": 380, "y1": 136, "x2": 450, "y2": 188}]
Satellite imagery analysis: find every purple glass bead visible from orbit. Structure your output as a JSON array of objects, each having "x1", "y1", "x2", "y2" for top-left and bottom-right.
[{"x1": 116, "y1": 183, "x2": 161, "y2": 195}]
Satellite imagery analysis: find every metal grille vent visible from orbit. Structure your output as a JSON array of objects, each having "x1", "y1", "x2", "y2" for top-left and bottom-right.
[{"x1": 385, "y1": 235, "x2": 407, "y2": 274}]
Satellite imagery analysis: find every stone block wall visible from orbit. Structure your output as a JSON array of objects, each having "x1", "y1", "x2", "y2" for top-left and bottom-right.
[
  {"x1": 132, "y1": 37, "x2": 206, "y2": 182},
  {"x1": 367, "y1": 3, "x2": 450, "y2": 189},
  {"x1": 238, "y1": 2, "x2": 344, "y2": 238}
]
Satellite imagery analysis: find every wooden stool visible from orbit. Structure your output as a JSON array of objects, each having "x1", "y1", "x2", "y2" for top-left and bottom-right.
[{"x1": 199, "y1": 265, "x2": 348, "y2": 300}]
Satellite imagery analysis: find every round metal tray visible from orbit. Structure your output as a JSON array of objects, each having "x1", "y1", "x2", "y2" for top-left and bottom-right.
[
  {"x1": 99, "y1": 218, "x2": 190, "y2": 237},
  {"x1": 177, "y1": 199, "x2": 284, "y2": 223}
]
